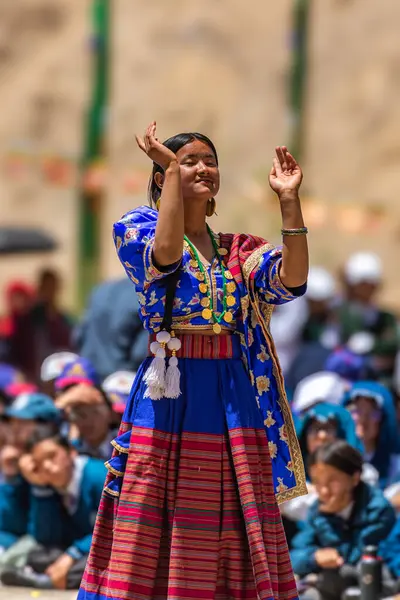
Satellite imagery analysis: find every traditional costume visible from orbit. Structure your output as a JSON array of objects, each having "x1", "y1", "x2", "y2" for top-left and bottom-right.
[{"x1": 78, "y1": 205, "x2": 307, "y2": 600}]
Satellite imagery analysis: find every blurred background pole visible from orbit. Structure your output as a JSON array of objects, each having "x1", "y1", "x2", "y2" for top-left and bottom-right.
[
  {"x1": 288, "y1": 0, "x2": 310, "y2": 161},
  {"x1": 78, "y1": 0, "x2": 109, "y2": 308}
]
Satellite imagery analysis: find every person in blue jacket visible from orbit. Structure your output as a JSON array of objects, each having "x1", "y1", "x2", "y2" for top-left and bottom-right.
[
  {"x1": 291, "y1": 440, "x2": 396, "y2": 600},
  {"x1": 1, "y1": 426, "x2": 106, "y2": 590},
  {"x1": 343, "y1": 380, "x2": 400, "y2": 488},
  {"x1": 380, "y1": 518, "x2": 400, "y2": 583},
  {"x1": 281, "y1": 403, "x2": 378, "y2": 531}
]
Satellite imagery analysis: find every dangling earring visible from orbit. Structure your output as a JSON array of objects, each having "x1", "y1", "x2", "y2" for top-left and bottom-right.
[
  {"x1": 156, "y1": 198, "x2": 161, "y2": 211},
  {"x1": 206, "y1": 198, "x2": 216, "y2": 217}
]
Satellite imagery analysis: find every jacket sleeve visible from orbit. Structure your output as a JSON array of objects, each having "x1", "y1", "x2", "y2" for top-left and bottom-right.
[
  {"x1": 28, "y1": 486, "x2": 66, "y2": 547},
  {"x1": 65, "y1": 460, "x2": 106, "y2": 560},
  {"x1": 251, "y1": 245, "x2": 307, "y2": 306},
  {"x1": 379, "y1": 520, "x2": 400, "y2": 577},
  {"x1": 290, "y1": 512, "x2": 320, "y2": 577},
  {"x1": 114, "y1": 206, "x2": 180, "y2": 289},
  {"x1": 66, "y1": 534, "x2": 93, "y2": 560},
  {"x1": 347, "y1": 493, "x2": 396, "y2": 565}
]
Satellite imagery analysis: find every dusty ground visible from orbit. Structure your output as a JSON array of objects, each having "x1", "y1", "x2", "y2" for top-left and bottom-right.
[{"x1": 0, "y1": 589, "x2": 76, "y2": 599}]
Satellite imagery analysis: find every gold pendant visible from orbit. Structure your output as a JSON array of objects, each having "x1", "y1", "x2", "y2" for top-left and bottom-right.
[
  {"x1": 200, "y1": 297, "x2": 210, "y2": 308},
  {"x1": 195, "y1": 272, "x2": 205, "y2": 281},
  {"x1": 218, "y1": 247, "x2": 228, "y2": 256},
  {"x1": 202, "y1": 308, "x2": 212, "y2": 320},
  {"x1": 189, "y1": 259, "x2": 198, "y2": 268},
  {"x1": 224, "y1": 312, "x2": 233, "y2": 323},
  {"x1": 199, "y1": 283, "x2": 208, "y2": 294},
  {"x1": 213, "y1": 322, "x2": 222, "y2": 334},
  {"x1": 226, "y1": 281, "x2": 236, "y2": 293},
  {"x1": 225, "y1": 271, "x2": 233, "y2": 280},
  {"x1": 226, "y1": 295, "x2": 236, "y2": 307}
]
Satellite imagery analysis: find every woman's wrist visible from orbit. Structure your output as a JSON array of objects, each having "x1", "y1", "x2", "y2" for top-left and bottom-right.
[
  {"x1": 278, "y1": 190, "x2": 300, "y2": 203},
  {"x1": 165, "y1": 160, "x2": 179, "y2": 174}
]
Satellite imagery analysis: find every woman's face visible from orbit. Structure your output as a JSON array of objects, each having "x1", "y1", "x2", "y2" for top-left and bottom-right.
[
  {"x1": 175, "y1": 140, "x2": 220, "y2": 202},
  {"x1": 310, "y1": 462, "x2": 360, "y2": 514},
  {"x1": 348, "y1": 397, "x2": 381, "y2": 448},
  {"x1": 31, "y1": 439, "x2": 74, "y2": 489},
  {"x1": 306, "y1": 418, "x2": 338, "y2": 455}
]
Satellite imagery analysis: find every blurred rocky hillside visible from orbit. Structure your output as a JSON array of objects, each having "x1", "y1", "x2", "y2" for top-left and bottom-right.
[{"x1": 1, "y1": 0, "x2": 400, "y2": 310}]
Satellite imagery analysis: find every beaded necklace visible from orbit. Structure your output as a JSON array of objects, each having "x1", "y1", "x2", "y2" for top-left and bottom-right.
[{"x1": 184, "y1": 225, "x2": 235, "y2": 334}]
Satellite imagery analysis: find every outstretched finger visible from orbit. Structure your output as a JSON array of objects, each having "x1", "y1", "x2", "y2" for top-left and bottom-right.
[
  {"x1": 286, "y1": 150, "x2": 298, "y2": 170},
  {"x1": 273, "y1": 157, "x2": 282, "y2": 176},
  {"x1": 276, "y1": 146, "x2": 287, "y2": 171},
  {"x1": 144, "y1": 122, "x2": 154, "y2": 152},
  {"x1": 135, "y1": 135, "x2": 147, "y2": 153}
]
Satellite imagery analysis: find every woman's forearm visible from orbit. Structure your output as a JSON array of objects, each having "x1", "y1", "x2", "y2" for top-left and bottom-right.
[
  {"x1": 153, "y1": 161, "x2": 184, "y2": 266},
  {"x1": 279, "y1": 192, "x2": 309, "y2": 288}
]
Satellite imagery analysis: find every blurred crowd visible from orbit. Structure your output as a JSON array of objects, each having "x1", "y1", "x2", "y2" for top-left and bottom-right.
[
  {"x1": 0, "y1": 251, "x2": 400, "y2": 596},
  {"x1": 273, "y1": 251, "x2": 400, "y2": 599}
]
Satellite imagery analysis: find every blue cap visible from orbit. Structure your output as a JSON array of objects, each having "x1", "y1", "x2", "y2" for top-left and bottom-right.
[
  {"x1": 325, "y1": 348, "x2": 374, "y2": 382},
  {"x1": 55, "y1": 357, "x2": 100, "y2": 391},
  {"x1": 0, "y1": 364, "x2": 24, "y2": 392},
  {"x1": 5, "y1": 393, "x2": 61, "y2": 422}
]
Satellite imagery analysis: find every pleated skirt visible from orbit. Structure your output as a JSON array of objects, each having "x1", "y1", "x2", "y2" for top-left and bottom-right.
[{"x1": 77, "y1": 334, "x2": 298, "y2": 600}]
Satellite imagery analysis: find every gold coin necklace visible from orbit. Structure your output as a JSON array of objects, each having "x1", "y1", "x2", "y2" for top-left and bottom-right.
[{"x1": 184, "y1": 226, "x2": 234, "y2": 334}]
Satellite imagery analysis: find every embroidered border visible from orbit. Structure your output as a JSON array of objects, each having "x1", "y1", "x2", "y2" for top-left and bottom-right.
[{"x1": 243, "y1": 245, "x2": 307, "y2": 504}]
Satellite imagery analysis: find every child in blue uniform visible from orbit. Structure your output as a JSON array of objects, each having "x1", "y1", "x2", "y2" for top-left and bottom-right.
[
  {"x1": 291, "y1": 440, "x2": 396, "y2": 600},
  {"x1": 1, "y1": 427, "x2": 106, "y2": 590}
]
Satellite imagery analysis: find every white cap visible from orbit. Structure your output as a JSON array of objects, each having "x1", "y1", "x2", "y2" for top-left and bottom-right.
[
  {"x1": 40, "y1": 352, "x2": 80, "y2": 382},
  {"x1": 292, "y1": 371, "x2": 348, "y2": 414},
  {"x1": 344, "y1": 252, "x2": 382, "y2": 286},
  {"x1": 102, "y1": 371, "x2": 136, "y2": 395},
  {"x1": 347, "y1": 331, "x2": 375, "y2": 355},
  {"x1": 306, "y1": 267, "x2": 336, "y2": 302}
]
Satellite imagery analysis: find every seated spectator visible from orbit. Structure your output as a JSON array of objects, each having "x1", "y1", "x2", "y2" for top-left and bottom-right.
[
  {"x1": 281, "y1": 403, "x2": 377, "y2": 525},
  {"x1": 102, "y1": 370, "x2": 136, "y2": 426},
  {"x1": 283, "y1": 268, "x2": 339, "y2": 393},
  {"x1": 0, "y1": 445, "x2": 30, "y2": 556},
  {"x1": 40, "y1": 351, "x2": 79, "y2": 397},
  {"x1": 4, "y1": 392, "x2": 61, "y2": 452},
  {"x1": 338, "y1": 252, "x2": 399, "y2": 383},
  {"x1": 343, "y1": 381, "x2": 400, "y2": 488},
  {"x1": 380, "y1": 518, "x2": 400, "y2": 587},
  {"x1": 1, "y1": 427, "x2": 106, "y2": 590},
  {"x1": 292, "y1": 371, "x2": 348, "y2": 416},
  {"x1": 291, "y1": 441, "x2": 396, "y2": 600},
  {"x1": 301, "y1": 267, "x2": 339, "y2": 348},
  {"x1": 55, "y1": 358, "x2": 117, "y2": 460},
  {"x1": 325, "y1": 342, "x2": 377, "y2": 383},
  {"x1": 0, "y1": 391, "x2": 62, "y2": 573}
]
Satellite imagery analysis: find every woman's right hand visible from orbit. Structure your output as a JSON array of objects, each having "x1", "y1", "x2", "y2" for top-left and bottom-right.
[{"x1": 135, "y1": 121, "x2": 177, "y2": 170}]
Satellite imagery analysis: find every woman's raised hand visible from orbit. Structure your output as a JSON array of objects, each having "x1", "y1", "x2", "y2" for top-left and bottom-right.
[
  {"x1": 269, "y1": 146, "x2": 303, "y2": 200},
  {"x1": 135, "y1": 122, "x2": 177, "y2": 170}
]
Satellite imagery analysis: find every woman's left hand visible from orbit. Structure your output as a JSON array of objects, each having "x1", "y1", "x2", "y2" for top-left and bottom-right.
[{"x1": 269, "y1": 146, "x2": 303, "y2": 200}]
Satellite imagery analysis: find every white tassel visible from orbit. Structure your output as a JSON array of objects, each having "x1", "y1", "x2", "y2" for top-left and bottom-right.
[
  {"x1": 144, "y1": 383, "x2": 165, "y2": 400},
  {"x1": 165, "y1": 336, "x2": 182, "y2": 399},
  {"x1": 165, "y1": 356, "x2": 181, "y2": 398},
  {"x1": 144, "y1": 346, "x2": 166, "y2": 400}
]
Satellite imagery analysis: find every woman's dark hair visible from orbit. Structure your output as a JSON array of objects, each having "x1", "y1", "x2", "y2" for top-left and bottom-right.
[
  {"x1": 26, "y1": 424, "x2": 70, "y2": 453},
  {"x1": 308, "y1": 439, "x2": 363, "y2": 476},
  {"x1": 148, "y1": 132, "x2": 219, "y2": 206}
]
